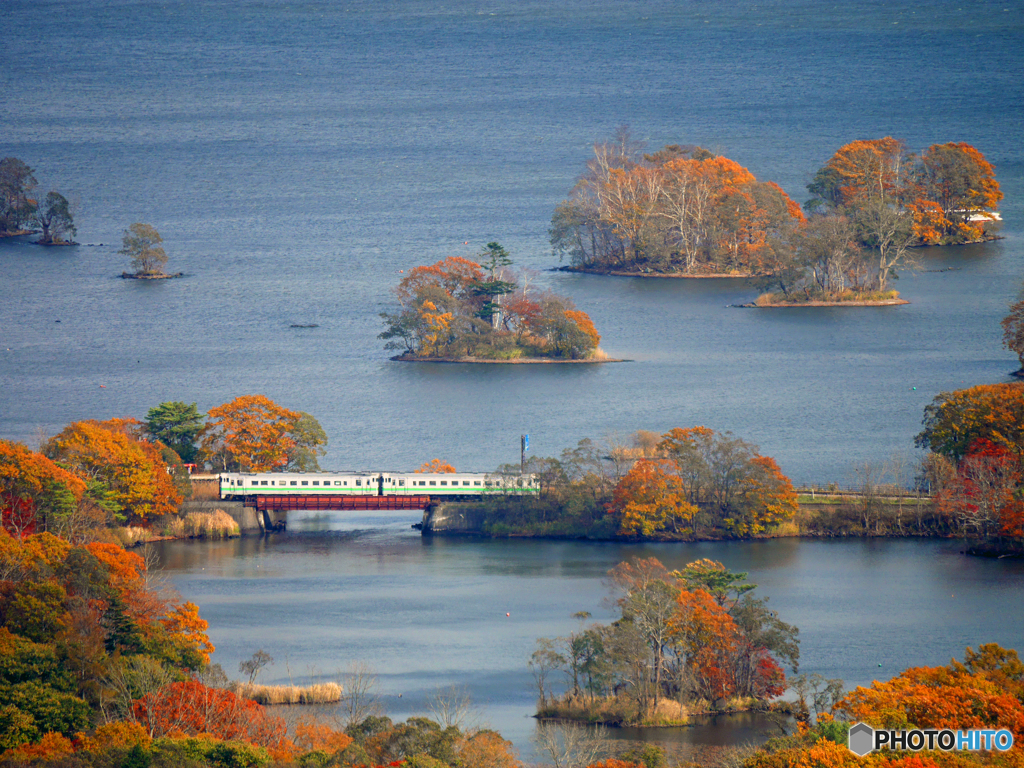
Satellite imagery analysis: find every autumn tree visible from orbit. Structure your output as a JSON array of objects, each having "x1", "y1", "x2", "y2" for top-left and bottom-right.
[
  {"x1": 133, "y1": 680, "x2": 288, "y2": 747},
  {"x1": 1001, "y1": 296, "x2": 1024, "y2": 372},
  {"x1": 43, "y1": 419, "x2": 181, "y2": 523},
  {"x1": 199, "y1": 395, "x2": 301, "y2": 472},
  {"x1": 416, "y1": 459, "x2": 457, "y2": 473},
  {"x1": 0, "y1": 440, "x2": 87, "y2": 538},
  {"x1": 656, "y1": 426, "x2": 798, "y2": 535},
  {"x1": 916, "y1": 382, "x2": 1024, "y2": 461},
  {"x1": 119, "y1": 222, "x2": 167, "y2": 275},
  {"x1": 837, "y1": 646, "x2": 1024, "y2": 736},
  {"x1": 0, "y1": 157, "x2": 37, "y2": 234},
  {"x1": 33, "y1": 191, "x2": 76, "y2": 245},
  {"x1": 808, "y1": 137, "x2": 1001, "y2": 249},
  {"x1": 609, "y1": 460, "x2": 696, "y2": 536},
  {"x1": 918, "y1": 142, "x2": 1003, "y2": 242}
]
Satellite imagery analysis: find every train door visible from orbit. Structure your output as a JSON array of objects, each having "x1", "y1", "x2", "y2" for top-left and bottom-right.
[{"x1": 377, "y1": 475, "x2": 384, "y2": 496}]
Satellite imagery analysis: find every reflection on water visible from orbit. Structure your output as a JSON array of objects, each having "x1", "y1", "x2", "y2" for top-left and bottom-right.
[{"x1": 151, "y1": 514, "x2": 1024, "y2": 757}]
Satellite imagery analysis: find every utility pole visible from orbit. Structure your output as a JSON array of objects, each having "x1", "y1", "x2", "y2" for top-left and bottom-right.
[{"x1": 521, "y1": 434, "x2": 529, "y2": 475}]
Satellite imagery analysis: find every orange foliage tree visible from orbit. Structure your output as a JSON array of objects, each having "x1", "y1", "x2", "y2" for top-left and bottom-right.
[
  {"x1": 42, "y1": 420, "x2": 180, "y2": 524},
  {"x1": 456, "y1": 731, "x2": 520, "y2": 768},
  {"x1": 838, "y1": 658, "x2": 1024, "y2": 738},
  {"x1": 553, "y1": 138, "x2": 804, "y2": 275},
  {"x1": 918, "y1": 142, "x2": 1003, "y2": 243},
  {"x1": 133, "y1": 680, "x2": 288, "y2": 747},
  {"x1": 917, "y1": 383, "x2": 1024, "y2": 462},
  {"x1": 160, "y1": 601, "x2": 215, "y2": 666},
  {"x1": 293, "y1": 716, "x2": 353, "y2": 754},
  {"x1": 0, "y1": 439, "x2": 87, "y2": 538},
  {"x1": 653, "y1": 426, "x2": 798, "y2": 537},
  {"x1": 609, "y1": 459, "x2": 697, "y2": 536},
  {"x1": 808, "y1": 137, "x2": 1001, "y2": 247},
  {"x1": 199, "y1": 395, "x2": 301, "y2": 472},
  {"x1": 416, "y1": 459, "x2": 457, "y2": 473}
]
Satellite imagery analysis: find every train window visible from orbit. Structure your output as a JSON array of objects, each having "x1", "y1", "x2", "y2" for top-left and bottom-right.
[
  {"x1": 429, "y1": 481, "x2": 436, "y2": 486},
  {"x1": 301, "y1": 481, "x2": 308, "y2": 486},
  {"x1": 355, "y1": 479, "x2": 361, "y2": 486},
  {"x1": 398, "y1": 479, "x2": 404, "y2": 486},
  {"x1": 290, "y1": 481, "x2": 297, "y2": 486},
  {"x1": 440, "y1": 481, "x2": 447, "y2": 486},
  {"x1": 474, "y1": 481, "x2": 481, "y2": 486},
  {"x1": 463, "y1": 481, "x2": 469, "y2": 486},
  {"x1": 312, "y1": 481, "x2": 319, "y2": 486},
  {"x1": 485, "y1": 481, "x2": 492, "y2": 486},
  {"x1": 334, "y1": 481, "x2": 342, "y2": 486}
]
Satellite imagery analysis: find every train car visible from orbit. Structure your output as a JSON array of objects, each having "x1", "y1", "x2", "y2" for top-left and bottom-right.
[
  {"x1": 219, "y1": 471, "x2": 540, "y2": 499},
  {"x1": 220, "y1": 471, "x2": 380, "y2": 499},
  {"x1": 388, "y1": 472, "x2": 539, "y2": 496}
]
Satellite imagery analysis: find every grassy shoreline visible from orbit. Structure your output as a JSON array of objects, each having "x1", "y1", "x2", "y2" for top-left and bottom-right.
[{"x1": 535, "y1": 694, "x2": 774, "y2": 727}]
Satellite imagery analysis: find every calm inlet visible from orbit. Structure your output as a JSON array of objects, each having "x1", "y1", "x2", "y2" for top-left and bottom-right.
[{"x1": 152, "y1": 511, "x2": 1024, "y2": 757}]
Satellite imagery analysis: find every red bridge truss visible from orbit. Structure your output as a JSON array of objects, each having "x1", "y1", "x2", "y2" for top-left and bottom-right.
[{"x1": 252, "y1": 495, "x2": 432, "y2": 512}]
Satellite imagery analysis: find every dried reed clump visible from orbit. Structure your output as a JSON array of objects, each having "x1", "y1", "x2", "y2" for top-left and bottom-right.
[
  {"x1": 165, "y1": 509, "x2": 240, "y2": 539},
  {"x1": 231, "y1": 682, "x2": 342, "y2": 705},
  {"x1": 114, "y1": 526, "x2": 155, "y2": 547}
]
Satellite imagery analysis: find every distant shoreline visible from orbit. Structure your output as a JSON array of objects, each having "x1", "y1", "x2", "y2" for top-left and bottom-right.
[
  {"x1": 554, "y1": 265, "x2": 750, "y2": 279},
  {"x1": 120, "y1": 271, "x2": 184, "y2": 280},
  {"x1": 390, "y1": 354, "x2": 627, "y2": 364},
  {"x1": 742, "y1": 299, "x2": 910, "y2": 308}
]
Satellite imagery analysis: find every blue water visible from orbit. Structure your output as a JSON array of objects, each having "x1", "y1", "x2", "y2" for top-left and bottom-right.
[{"x1": 2, "y1": 0, "x2": 1023, "y2": 480}]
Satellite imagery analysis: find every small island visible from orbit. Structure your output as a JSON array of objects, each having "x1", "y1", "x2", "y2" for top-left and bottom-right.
[
  {"x1": 0, "y1": 157, "x2": 78, "y2": 244},
  {"x1": 550, "y1": 131, "x2": 1002, "y2": 307},
  {"x1": 118, "y1": 222, "x2": 183, "y2": 279},
  {"x1": 380, "y1": 242, "x2": 613, "y2": 362}
]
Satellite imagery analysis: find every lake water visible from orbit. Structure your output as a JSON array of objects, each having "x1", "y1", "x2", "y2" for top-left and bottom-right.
[
  {"x1": 152, "y1": 513, "x2": 1024, "y2": 758},
  {"x1": 2, "y1": 0, "x2": 1024, "y2": 483}
]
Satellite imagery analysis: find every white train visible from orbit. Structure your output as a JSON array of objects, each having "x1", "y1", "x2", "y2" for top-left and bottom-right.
[{"x1": 219, "y1": 471, "x2": 540, "y2": 499}]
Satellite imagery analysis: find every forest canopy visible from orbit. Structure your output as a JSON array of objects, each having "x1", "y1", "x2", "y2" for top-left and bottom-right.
[{"x1": 380, "y1": 243, "x2": 602, "y2": 361}]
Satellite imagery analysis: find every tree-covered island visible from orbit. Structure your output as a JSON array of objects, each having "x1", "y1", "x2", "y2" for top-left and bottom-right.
[
  {"x1": 380, "y1": 243, "x2": 609, "y2": 362},
  {"x1": 0, "y1": 157, "x2": 77, "y2": 245},
  {"x1": 119, "y1": 223, "x2": 183, "y2": 279},
  {"x1": 550, "y1": 131, "x2": 1002, "y2": 307}
]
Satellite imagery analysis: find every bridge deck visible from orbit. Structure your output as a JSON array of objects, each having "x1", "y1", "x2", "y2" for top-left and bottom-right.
[{"x1": 252, "y1": 495, "x2": 432, "y2": 511}]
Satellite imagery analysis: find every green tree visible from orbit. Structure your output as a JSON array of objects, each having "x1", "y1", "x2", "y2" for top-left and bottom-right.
[
  {"x1": 120, "y1": 223, "x2": 168, "y2": 275},
  {"x1": 0, "y1": 157, "x2": 38, "y2": 234},
  {"x1": 34, "y1": 191, "x2": 76, "y2": 244},
  {"x1": 286, "y1": 413, "x2": 328, "y2": 471},
  {"x1": 145, "y1": 402, "x2": 205, "y2": 464},
  {"x1": 474, "y1": 242, "x2": 517, "y2": 326}
]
